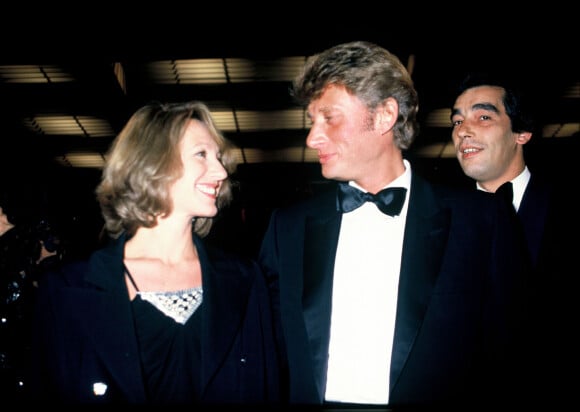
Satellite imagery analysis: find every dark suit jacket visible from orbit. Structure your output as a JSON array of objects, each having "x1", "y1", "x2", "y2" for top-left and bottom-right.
[
  {"x1": 516, "y1": 172, "x2": 578, "y2": 405},
  {"x1": 259, "y1": 172, "x2": 530, "y2": 407},
  {"x1": 28, "y1": 233, "x2": 281, "y2": 405},
  {"x1": 518, "y1": 173, "x2": 556, "y2": 268}
]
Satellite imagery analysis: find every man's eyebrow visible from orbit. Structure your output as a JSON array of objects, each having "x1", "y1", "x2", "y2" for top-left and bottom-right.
[
  {"x1": 471, "y1": 102, "x2": 500, "y2": 113},
  {"x1": 450, "y1": 101, "x2": 501, "y2": 119}
]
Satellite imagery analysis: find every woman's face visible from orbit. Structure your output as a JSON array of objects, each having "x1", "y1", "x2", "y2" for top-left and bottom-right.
[{"x1": 169, "y1": 119, "x2": 228, "y2": 219}]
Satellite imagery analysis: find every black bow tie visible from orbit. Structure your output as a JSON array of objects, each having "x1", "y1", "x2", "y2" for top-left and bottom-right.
[
  {"x1": 496, "y1": 181, "x2": 514, "y2": 205},
  {"x1": 337, "y1": 183, "x2": 407, "y2": 216}
]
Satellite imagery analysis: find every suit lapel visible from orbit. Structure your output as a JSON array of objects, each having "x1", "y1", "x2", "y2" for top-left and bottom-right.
[
  {"x1": 302, "y1": 206, "x2": 342, "y2": 397},
  {"x1": 390, "y1": 175, "x2": 451, "y2": 393},
  {"x1": 195, "y1": 236, "x2": 252, "y2": 393},
  {"x1": 79, "y1": 236, "x2": 147, "y2": 402},
  {"x1": 274, "y1": 188, "x2": 341, "y2": 401},
  {"x1": 517, "y1": 175, "x2": 550, "y2": 266}
]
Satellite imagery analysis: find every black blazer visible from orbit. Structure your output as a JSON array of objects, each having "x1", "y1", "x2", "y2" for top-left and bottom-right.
[
  {"x1": 518, "y1": 173, "x2": 555, "y2": 267},
  {"x1": 516, "y1": 172, "x2": 579, "y2": 405},
  {"x1": 28, "y1": 233, "x2": 281, "y2": 405},
  {"x1": 259, "y1": 172, "x2": 530, "y2": 407}
]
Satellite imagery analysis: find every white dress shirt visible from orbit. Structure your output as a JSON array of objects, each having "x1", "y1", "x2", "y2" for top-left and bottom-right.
[{"x1": 325, "y1": 160, "x2": 411, "y2": 405}]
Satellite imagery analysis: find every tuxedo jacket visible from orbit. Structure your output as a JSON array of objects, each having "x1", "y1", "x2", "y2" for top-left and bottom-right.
[
  {"x1": 518, "y1": 172, "x2": 575, "y2": 274},
  {"x1": 518, "y1": 173, "x2": 556, "y2": 268},
  {"x1": 28, "y1": 233, "x2": 281, "y2": 405},
  {"x1": 259, "y1": 172, "x2": 530, "y2": 407},
  {"x1": 515, "y1": 172, "x2": 578, "y2": 405}
]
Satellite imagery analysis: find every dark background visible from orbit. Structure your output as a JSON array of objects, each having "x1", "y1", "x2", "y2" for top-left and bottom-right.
[{"x1": 1, "y1": 14, "x2": 578, "y2": 258}]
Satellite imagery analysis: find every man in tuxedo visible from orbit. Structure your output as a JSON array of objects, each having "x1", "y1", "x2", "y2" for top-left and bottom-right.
[
  {"x1": 258, "y1": 41, "x2": 530, "y2": 408},
  {"x1": 450, "y1": 71, "x2": 577, "y2": 406}
]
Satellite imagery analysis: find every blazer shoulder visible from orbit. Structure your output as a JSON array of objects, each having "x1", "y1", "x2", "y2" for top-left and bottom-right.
[
  {"x1": 272, "y1": 182, "x2": 338, "y2": 217},
  {"x1": 38, "y1": 236, "x2": 122, "y2": 291},
  {"x1": 444, "y1": 185, "x2": 498, "y2": 205},
  {"x1": 418, "y1": 177, "x2": 499, "y2": 209},
  {"x1": 37, "y1": 259, "x2": 90, "y2": 290},
  {"x1": 201, "y1": 238, "x2": 263, "y2": 281}
]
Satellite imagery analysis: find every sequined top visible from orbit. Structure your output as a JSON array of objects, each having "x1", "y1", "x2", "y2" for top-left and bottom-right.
[{"x1": 125, "y1": 265, "x2": 205, "y2": 403}]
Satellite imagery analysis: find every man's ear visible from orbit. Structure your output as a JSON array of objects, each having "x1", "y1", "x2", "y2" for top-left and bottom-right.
[
  {"x1": 375, "y1": 97, "x2": 398, "y2": 135},
  {"x1": 516, "y1": 131, "x2": 532, "y2": 145}
]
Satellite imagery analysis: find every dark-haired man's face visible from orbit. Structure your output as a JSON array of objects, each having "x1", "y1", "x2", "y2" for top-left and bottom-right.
[{"x1": 450, "y1": 85, "x2": 527, "y2": 192}]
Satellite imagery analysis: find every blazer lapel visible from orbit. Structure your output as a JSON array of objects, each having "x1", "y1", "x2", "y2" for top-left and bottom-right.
[
  {"x1": 194, "y1": 236, "x2": 252, "y2": 393},
  {"x1": 78, "y1": 236, "x2": 147, "y2": 402},
  {"x1": 389, "y1": 175, "x2": 450, "y2": 393},
  {"x1": 302, "y1": 206, "x2": 342, "y2": 398},
  {"x1": 517, "y1": 174, "x2": 550, "y2": 266},
  {"x1": 276, "y1": 188, "x2": 341, "y2": 402}
]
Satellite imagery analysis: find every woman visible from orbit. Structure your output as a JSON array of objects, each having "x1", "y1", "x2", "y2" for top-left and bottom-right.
[{"x1": 28, "y1": 101, "x2": 281, "y2": 405}]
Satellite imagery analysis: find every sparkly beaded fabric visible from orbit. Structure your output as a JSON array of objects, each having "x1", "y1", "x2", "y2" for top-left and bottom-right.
[{"x1": 137, "y1": 287, "x2": 203, "y2": 324}]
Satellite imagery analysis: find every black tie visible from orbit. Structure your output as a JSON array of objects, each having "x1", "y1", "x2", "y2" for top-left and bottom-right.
[
  {"x1": 337, "y1": 183, "x2": 407, "y2": 216},
  {"x1": 496, "y1": 181, "x2": 513, "y2": 206}
]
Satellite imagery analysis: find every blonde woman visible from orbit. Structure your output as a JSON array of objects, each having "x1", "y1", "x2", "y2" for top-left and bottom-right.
[{"x1": 29, "y1": 101, "x2": 281, "y2": 405}]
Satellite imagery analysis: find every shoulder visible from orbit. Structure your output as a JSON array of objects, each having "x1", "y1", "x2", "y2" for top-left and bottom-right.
[
  {"x1": 411, "y1": 175, "x2": 515, "y2": 236},
  {"x1": 38, "y1": 237, "x2": 120, "y2": 289},
  {"x1": 270, "y1": 183, "x2": 338, "y2": 218},
  {"x1": 200, "y1": 241, "x2": 270, "y2": 301},
  {"x1": 205, "y1": 242, "x2": 257, "y2": 266},
  {"x1": 201, "y1": 239, "x2": 262, "y2": 278},
  {"x1": 527, "y1": 171, "x2": 563, "y2": 202},
  {"x1": 413, "y1": 173, "x2": 499, "y2": 210},
  {"x1": 36, "y1": 259, "x2": 90, "y2": 290},
  {"x1": 443, "y1": 186, "x2": 509, "y2": 223},
  {"x1": 437, "y1": 183, "x2": 498, "y2": 207}
]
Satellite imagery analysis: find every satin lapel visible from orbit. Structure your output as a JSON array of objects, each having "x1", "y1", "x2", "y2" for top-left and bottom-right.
[
  {"x1": 194, "y1": 236, "x2": 251, "y2": 392},
  {"x1": 389, "y1": 176, "x2": 451, "y2": 393},
  {"x1": 79, "y1": 237, "x2": 147, "y2": 402},
  {"x1": 301, "y1": 204, "x2": 342, "y2": 398}
]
